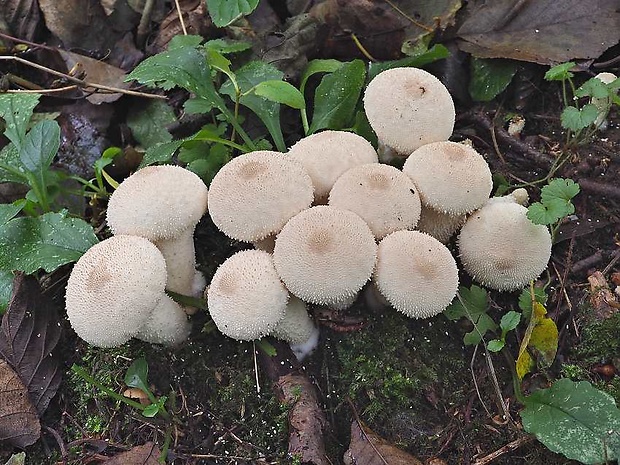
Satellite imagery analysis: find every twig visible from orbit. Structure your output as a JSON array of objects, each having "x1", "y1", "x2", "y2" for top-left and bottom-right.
[
  {"x1": 4, "y1": 85, "x2": 79, "y2": 94},
  {"x1": 570, "y1": 250, "x2": 603, "y2": 275},
  {"x1": 382, "y1": 0, "x2": 434, "y2": 31},
  {"x1": 472, "y1": 435, "x2": 535, "y2": 465},
  {"x1": 174, "y1": 0, "x2": 188, "y2": 35},
  {"x1": 470, "y1": 344, "x2": 493, "y2": 419},
  {"x1": 350, "y1": 33, "x2": 376, "y2": 61},
  {"x1": 43, "y1": 426, "x2": 68, "y2": 465},
  {"x1": 137, "y1": 0, "x2": 156, "y2": 45},
  {"x1": 252, "y1": 340, "x2": 261, "y2": 394}
]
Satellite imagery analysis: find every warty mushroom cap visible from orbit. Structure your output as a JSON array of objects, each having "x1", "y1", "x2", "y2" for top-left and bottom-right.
[
  {"x1": 288, "y1": 131, "x2": 378, "y2": 202},
  {"x1": 363, "y1": 67, "x2": 455, "y2": 155},
  {"x1": 271, "y1": 295, "x2": 316, "y2": 345},
  {"x1": 65, "y1": 235, "x2": 167, "y2": 347},
  {"x1": 273, "y1": 205, "x2": 377, "y2": 307},
  {"x1": 403, "y1": 141, "x2": 493, "y2": 215},
  {"x1": 415, "y1": 205, "x2": 466, "y2": 244},
  {"x1": 207, "y1": 249, "x2": 288, "y2": 341},
  {"x1": 208, "y1": 150, "x2": 314, "y2": 242},
  {"x1": 374, "y1": 230, "x2": 459, "y2": 318},
  {"x1": 328, "y1": 163, "x2": 421, "y2": 239},
  {"x1": 457, "y1": 200, "x2": 552, "y2": 291},
  {"x1": 136, "y1": 294, "x2": 190, "y2": 346}
]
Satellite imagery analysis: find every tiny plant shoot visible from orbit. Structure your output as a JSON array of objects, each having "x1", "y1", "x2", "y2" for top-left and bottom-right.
[{"x1": 526, "y1": 178, "x2": 580, "y2": 241}]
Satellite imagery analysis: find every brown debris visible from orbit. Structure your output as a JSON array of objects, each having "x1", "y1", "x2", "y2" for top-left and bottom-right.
[
  {"x1": 588, "y1": 271, "x2": 620, "y2": 320},
  {"x1": 101, "y1": 442, "x2": 161, "y2": 465}
]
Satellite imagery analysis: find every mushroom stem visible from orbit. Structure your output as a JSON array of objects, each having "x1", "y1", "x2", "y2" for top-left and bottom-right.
[{"x1": 154, "y1": 228, "x2": 200, "y2": 298}]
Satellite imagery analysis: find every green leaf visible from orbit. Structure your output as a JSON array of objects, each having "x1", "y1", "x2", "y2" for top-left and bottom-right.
[
  {"x1": 205, "y1": 0, "x2": 259, "y2": 27},
  {"x1": 0, "y1": 144, "x2": 26, "y2": 184},
  {"x1": 463, "y1": 314, "x2": 497, "y2": 345},
  {"x1": 444, "y1": 285, "x2": 497, "y2": 345},
  {"x1": 0, "y1": 270, "x2": 13, "y2": 314},
  {"x1": 0, "y1": 211, "x2": 98, "y2": 274},
  {"x1": 124, "y1": 358, "x2": 151, "y2": 393},
  {"x1": 500, "y1": 311, "x2": 521, "y2": 332},
  {"x1": 518, "y1": 286, "x2": 548, "y2": 320},
  {"x1": 252, "y1": 80, "x2": 305, "y2": 109},
  {"x1": 0, "y1": 203, "x2": 24, "y2": 226},
  {"x1": 19, "y1": 120, "x2": 60, "y2": 174},
  {"x1": 367, "y1": 44, "x2": 450, "y2": 81},
  {"x1": 204, "y1": 38, "x2": 252, "y2": 54},
  {"x1": 184, "y1": 97, "x2": 214, "y2": 115},
  {"x1": 309, "y1": 59, "x2": 366, "y2": 134},
  {"x1": 300, "y1": 59, "x2": 343, "y2": 94},
  {"x1": 561, "y1": 104, "x2": 599, "y2": 132},
  {"x1": 469, "y1": 58, "x2": 518, "y2": 102},
  {"x1": 168, "y1": 34, "x2": 203, "y2": 49},
  {"x1": 544, "y1": 62, "x2": 576, "y2": 81},
  {"x1": 575, "y1": 77, "x2": 610, "y2": 99},
  {"x1": 528, "y1": 178, "x2": 580, "y2": 225},
  {"x1": 541, "y1": 178, "x2": 581, "y2": 204},
  {"x1": 141, "y1": 404, "x2": 159, "y2": 417},
  {"x1": 487, "y1": 339, "x2": 505, "y2": 352},
  {"x1": 140, "y1": 140, "x2": 185, "y2": 167},
  {"x1": 126, "y1": 100, "x2": 176, "y2": 148},
  {"x1": 526, "y1": 201, "x2": 560, "y2": 225},
  {"x1": 351, "y1": 110, "x2": 378, "y2": 147},
  {"x1": 0, "y1": 93, "x2": 40, "y2": 149},
  {"x1": 522, "y1": 379, "x2": 620, "y2": 464}
]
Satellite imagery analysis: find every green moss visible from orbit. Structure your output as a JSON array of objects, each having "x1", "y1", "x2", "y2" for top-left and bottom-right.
[{"x1": 574, "y1": 312, "x2": 620, "y2": 364}]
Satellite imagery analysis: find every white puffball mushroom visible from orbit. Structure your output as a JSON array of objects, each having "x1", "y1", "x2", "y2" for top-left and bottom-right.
[
  {"x1": 403, "y1": 141, "x2": 493, "y2": 215},
  {"x1": 374, "y1": 230, "x2": 459, "y2": 318},
  {"x1": 457, "y1": 199, "x2": 552, "y2": 291},
  {"x1": 106, "y1": 165, "x2": 209, "y2": 301},
  {"x1": 207, "y1": 250, "x2": 288, "y2": 341},
  {"x1": 415, "y1": 205, "x2": 466, "y2": 244},
  {"x1": 363, "y1": 67, "x2": 455, "y2": 156},
  {"x1": 273, "y1": 206, "x2": 377, "y2": 308},
  {"x1": 271, "y1": 295, "x2": 316, "y2": 346},
  {"x1": 136, "y1": 294, "x2": 190, "y2": 346},
  {"x1": 208, "y1": 151, "x2": 314, "y2": 242},
  {"x1": 591, "y1": 72, "x2": 618, "y2": 129},
  {"x1": 328, "y1": 163, "x2": 421, "y2": 240},
  {"x1": 288, "y1": 131, "x2": 378, "y2": 203}
]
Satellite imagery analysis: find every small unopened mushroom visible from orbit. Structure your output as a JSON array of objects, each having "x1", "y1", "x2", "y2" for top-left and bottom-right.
[
  {"x1": 363, "y1": 67, "x2": 455, "y2": 157},
  {"x1": 415, "y1": 205, "x2": 466, "y2": 244},
  {"x1": 403, "y1": 141, "x2": 492, "y2": 215},
  {"x1": 328, "y1": 163, "x2": 421, "y2": 239},
  {"x1": 106, "y1": 165, "x2": 209, "y2": 302},
  {"x1": 207, "y1": 249, "x2": 288, "y2": 341},
  {"x1": 457, "y1": 197, "x2": 552, "y2": 291},
  {"x1": 208, "y1": 151, "x2": 314, "y2": 242},
  {"x1": 271, "y1": 295, "x2": 317, "y2": 346},
  {"x1": 136, "y1": 294, "x2": 191, "y2": 346},
  {"x1": 288, "y1": 131, "x2": 378, "y2": 203},
  {"x1": 273, "y1": 206, "x2": 377, "y2": 308},
  {"x1": 374, "y1": 230, "x2": 459, "y2": 318}
]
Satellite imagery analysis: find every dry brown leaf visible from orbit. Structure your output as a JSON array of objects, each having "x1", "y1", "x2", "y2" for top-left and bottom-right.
[
  {"x1": 0, "y1": 359, "x2": 40, "y2": 448},
  {"x1": 588, "y1": 271, "x2": 619, "y2": 321},
  {"x1": 344, "y1": 420, "x2": 424, "y2": 465},
  {"x1": 0, "y1": 0, "x2": 41, "y2": 41},
  {"x1": 102, "y1": 442, "x2": 161, "y2": 464}
]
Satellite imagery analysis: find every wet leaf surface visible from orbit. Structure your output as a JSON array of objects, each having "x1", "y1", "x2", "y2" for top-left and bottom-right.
[{"x1": 101, "y1": 442, "x2": 161, "y2": 464}]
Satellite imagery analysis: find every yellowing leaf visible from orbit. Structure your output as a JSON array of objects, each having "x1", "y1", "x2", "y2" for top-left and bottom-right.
[
  {"x1": 528, "y1": 318, "x2": 559, "y2": 368},
  {"x1": 516, "y1": 349, "x2": 535, "y2": 380}
]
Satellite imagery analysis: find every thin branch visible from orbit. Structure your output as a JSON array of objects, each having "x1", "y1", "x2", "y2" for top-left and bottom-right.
[{"x1": 175, "y1": 0, "x2": 188, "y2": 35}]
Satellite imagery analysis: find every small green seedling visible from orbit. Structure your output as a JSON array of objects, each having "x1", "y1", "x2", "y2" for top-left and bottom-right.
[
  {"x1": 526, "y1": 177, "x2": 580, "y2": 241},
  {"x1": 487, "y1": 311, "x2": 521, "y2": 352}
]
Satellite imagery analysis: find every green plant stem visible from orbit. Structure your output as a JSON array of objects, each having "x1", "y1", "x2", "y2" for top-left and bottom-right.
[
  {"x1": 300, "y1": 107, "x2": 310, "y2": 135},
  {"x1": 24, "y1": 173, "x2": 51, "y2": 212},
  {"x1": 159, "y1": 425, "x2": 173, "y2": 464},
  {"x1": 218, "y1": 105, "x2": 256, "y2": 150},
  {"x1": 71, "y1": 364, "x2": 146, "y2": 411}
]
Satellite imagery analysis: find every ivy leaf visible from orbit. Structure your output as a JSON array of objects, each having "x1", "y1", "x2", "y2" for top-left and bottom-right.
[
  {"x1": 560, "y1": 104, "x2": 599, "y2": 131},
  {"x1": 0, "y1": 94, "x2": 40, "y2": 149},
  {"x1": 205, "y1": 0, "x2": 259, "y2": 27},
  {"x1": 544, "y1": 62, "x2": 576, "y2": 81},
  {"x1": 252, "y1": 80, "x2": 305, "y2": 109}
]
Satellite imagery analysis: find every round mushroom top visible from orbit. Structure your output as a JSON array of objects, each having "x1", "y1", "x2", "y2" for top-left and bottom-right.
[
  {"x1": 288, "y1": 131, "x2": 378, "y2": 201},
  {"x1": 271, "y1": 295, "x2": 316, "y2": 345},
  {"x1": 415, "y1": 205, "x2": 466, "y2": 244},
  {"x1": 328, "y1": 163, "x2": 421, "y2": 239},
  {"x1": 457, "y1": 201, "x2": 552, "y2": 291},
  {"x1": 107, "y1": 165, "x2": 208, "y2": 241},
  {"x1": 208, "y1": 151, "x2": 314, "y2": 242},
  {"x1": 207, "y1": 249, "x2": 288, "y2": 341},
  {"x1": 273, "y1": 206, "x2": 377, "y2": 307},
  {"x1": 363, "y1": 67, "x2": 455, "y2": 154},
  {"x1": 65, "y1": 235, "x2": 167, "y2": 347},
  {"x1": 374, "y1": 230, "x2": 459, "y2": 318},
  {"x1": 402, "y1": 141, "x2": 493, "y2": 215}
]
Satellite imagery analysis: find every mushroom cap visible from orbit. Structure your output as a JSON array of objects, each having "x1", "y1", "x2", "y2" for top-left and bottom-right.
[
  {"x1": 136, "y1": 295, "x2": 190, "y2": 345},
  {"x1": 415, "y1": 205, "x2": 466, "y2": 244},
  {"x1": 403, "y1": 141, "x2": 493, "y2": 215},
  {"x1": 363, "y1": 67, "x2": 455, "y2": 154},
  {"x1": 65, "y1": 235, "x2": 167, "y2": 347},
  {"x1": 328, "y1": 163, "x2": 421, "y2": 239},
  {"x1": 273, "y1": 206, "x2": 377, "y2": 307},
  {"x1": 271, "y1": 295, "x2": 316, "y2": 345},
  {"x1": 208, "y1": 151, "x2": 314, "y2": 242},
  {"x1": 107, "y1": 165, "x2": 208, "y2": 241},
  {"x1": 457, "y1": 201, "x2": 552, "y2": 291},
  {"x1": 374, "y1": 230, "x2": 459, "y2": 318},
  {"x1": 288, "y1": 131, "x2": 378, "y2": 201},
  {"x1": 207, "y1": 249, "x2": 288, "y2": 340}
]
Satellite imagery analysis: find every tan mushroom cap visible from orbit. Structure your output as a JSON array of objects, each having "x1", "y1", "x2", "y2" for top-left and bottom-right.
[
  {"x1": 288, "y1": 131, "x2": 378, "y2": 202},
  {"x1": 403, "y1": 141, "x2": 493, "y2": 215},
  {"x1": 65, "y1": 235, "x2": 167, "y2": 347},
  {"x1": 107, "y1": 165, "x2": 208, "y2": 240},
  {"x1": 328, "y1": 163, "x2": 421, "y2": 239},
  {"x1": 271, "y1": 296, "x2": 316, "y2": 345},
  {"x1": 273, "y1": 206, "x2": 377, "y2": 307},
  {"x1": 207, "y1": 249, "x2": 288, "y2": 340},
  {"x1": 374, "y1": 230, "x2": 459, "y2": 318},
  {"x1": 457, "y1": 200, "x2": 552, "y2": 291},
  {"x1": 415, "y1": 205, "x2": 466, "y2": 244},
  {"x1": 208, "y1": 151, "x2": 314, "y2": 242},
  {"x1": 363, "y1": 67, "x2": 455, "y2": 154}
]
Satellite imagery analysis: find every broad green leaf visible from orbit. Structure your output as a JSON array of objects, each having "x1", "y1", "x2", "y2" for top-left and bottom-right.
[
  {"x1": 527, "y1": 201, "x2": 561, "y2": 225},
  {"x1": 0, "y1": 211, "x2": 98, "y2": 274},
  {"x1": 309, "y1": 59, "x2": 366, "y2": 134},
  {"x1": 125, "y1": 358, "x2": 150, "y2": 393},
  {"x1": 19, "y1": 120, "x2": 59, "y2": 174},
  {"x1": 168, "y1": 34, "x2": 203, "y2": 49},
  {"x1": 300, "y1": 59, "x2": 343, "y2": 94},
  {"x1": 141, "y1": 403, "x2": 160, "y2": 417},
  {"x1": 541, "y1": 178, "x2": 580, "y2": 204},
  {"x1": 205, "y1": 0, "x2": 259, "y2": 27},
  {"x1": 518, "y1": 286, "x2": 548, "y2": 320},
  {"x1": 444, "y1": 285, "x2": 497, "y2": 345},
  {"x1": 140, "y1": 140, "x2": 185, "y2": 167},
  {"x1": 544, "y1": 62, "x2": 576, "y2": 81},
  {"x1": 351, "y1": 110, "x2": 378, "y2": 148},
  {"x1": 206, "y1": 49, "x2": 234, "y2": 80},
  {"x1": 252, "y1": 80, "x2": 305, "y2": 109},
  {"x1": 469, "y1": 58, "x2": 518, "y2": 102},
  {"x1": 0, "y1": 93, "x2": 40, "y2": 149},
  {"x1": 184, "y1": 97, "x2": 214, "y2": 115},
  {"x1": 500, "y1": 311, "x2": 521, "y2": 332},
  {"x1": 126, "y1": 100, "x2": 175, "y2": 148},
  {"x1": 561, "y1": 104, "x2": 599, "y2": 131},
  {"x1": 204, "y1": 38, "x2": 252, "y2": 54},
  {"x1": 0, "y1": 144, "x2": 26, "y2": 184},
  {"x1": 0, "y1": 203, "x2": 23, "y2": 226},
  {"x1": 487, "y1": 339, "x2": 504, "y2": 352},
  {"x1": 367, "y1": 44, "x2": 450, "y2": 81},
  {"x1": 0, "y1": 270, "x2": 13, "y2": 314},
  {"x1": 522, "y1": 379, "x2": 620, "y2": 464},
  {"x1": 575, "y1": 77, "x2": 610, "y2": 99}
]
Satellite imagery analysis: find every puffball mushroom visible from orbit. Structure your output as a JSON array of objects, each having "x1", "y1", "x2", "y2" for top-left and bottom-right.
[
  {"x1": 328, "y1": 163, "x2": 421, "y2": 240},
  {"x1": 591, "y1": 72, "x2": 618, "y2": 129},
  {"x1": 106, "y1": 165, "x2": 208, "y2": 300},
  {"x1": 66, "y1": 235, "x2": 188, "y2": 347},
  {"x1": 363, "y1": 67, "x2": 455, "y2": 156},
  {"x1": 273, "y1": 205, "x2": 377, "y2": 308},
  {"x1": 208, "y1": 150, "x2": 314, "y2": 242},
  {"x1": 403, "y1": 141, "x2": 493, "y2": 216},
  {"x1": 288, "y1": 130, "x2": 378, "y2": 203},
  {"x1": 271, "y1": 295, "x2": 317, "y2": 346},
  {"x1": 415, "y1": 205, "x2": 466, "y2": 244},
  {"x1": 136, "y1": 294, "x2": 191, "y2": 346},
  {"x1": 457, "y1": 197, "x2": 552, "y2": 291},
  {"x1": 207, "y1": 249, "x2": 288, "y2": 341},
  {"x1": 374, "y1": 230, "x2": 459, "y2": 318}
]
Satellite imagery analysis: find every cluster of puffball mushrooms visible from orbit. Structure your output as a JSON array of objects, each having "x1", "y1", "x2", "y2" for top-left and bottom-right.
[{"x1": 65, "y1": 67, "x2": 553, "y2": 355}]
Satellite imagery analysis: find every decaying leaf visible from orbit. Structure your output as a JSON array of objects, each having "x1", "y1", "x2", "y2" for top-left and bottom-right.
[
  {"x1": 0, "y1": 359, "x2": 40, "y2": 448},
  {"x1": 101, "y1": 442, "x2": 160, "y2": 465},
  {"x1": 588, "y1": 271, "x2": 619, "y2": 321},
  {"x1": 457, "y1": 0, "x2": 620, "y2": 64},
  {"x1": 344, "y1": 420, "x2": 424, "y2": 465},
  {"x1": 1, "y1": 0, "x2": 41, "y2": 41},
  {"x1": 516, "y1": 302, "x2": 558, "y2": 380},
  {"x1": 0, "y1": 273, "x2": 62, "y2": 416}
]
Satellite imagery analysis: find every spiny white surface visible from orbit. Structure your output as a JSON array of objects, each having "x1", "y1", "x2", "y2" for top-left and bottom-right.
[
  {"x1": 415, "y1": 205, "x2": 466, "y2": 244},
  {"x1": 271, "y1": 295, "x2": 316, "y2": 345},
  {"x1": 136, "y1": 295, "x2": 190, "y2": 346}
]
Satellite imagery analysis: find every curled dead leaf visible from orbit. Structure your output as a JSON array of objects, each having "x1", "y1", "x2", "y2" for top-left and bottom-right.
[{"x1": 101, "y1": 441, "x2": 160, "y2": 465}]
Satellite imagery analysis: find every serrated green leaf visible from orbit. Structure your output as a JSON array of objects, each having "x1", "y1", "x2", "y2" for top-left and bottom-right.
[
  {"x1": 541, "y1": 178, "x2": 580, "y2": 204},
  {"x1": 526, "y1": 201, "x2": 556, "y2": 225},
  {"x1": 206, "y1": 0, "x2": 259, "y2": 27},
  {"x1": 444, "y1": 285, "x2": 496, "y2": 345},
  {"x1": 500, "y1": 311, "x2": 521, "y2": 332},
  {"x1": 127, "y1": 100, "x2": 175, "y2": 148},
  {"x1": 0, "y1": 93, "x2": 40, "y2": 149},
  {"x1": 367, "y1": 44, "x2": 450, "y2": 81},
  {"x1": 140, "y1": 140, "x2": 185, "y2": 167},
  {"x1": 19, "y1": 119, "x2": 59, "y2": 174},
  {"x1": 204, "y1": 38, "x2": 252, "y2": 54},
  {"x1": 469, "y1": 58, "x2": 518, "y2": 102},
  {"x1": 0, "y1": 270, "x2": 13, "y2": 314},
  {"x1": 487, "y1": 339, "x2": 504, "y2": 352},
  {"x1": 561, "y1": 104, "x2": 599, "y2": 131},
  {"x1": 309, "y1": 60, "x2": 366, "y2": 134},
  {"x1": 0, "y1": 212, "x2": 98, "y2": 274},
  {"x1": 544, "y1": 62, "x2": 576, "y2": 81},
  {"x1": 522, "y1": 379, "x2": 620, "y2": 464},
  {"x1": 575, "y1": 78, "x2": 611, "y2": 99},
  {"x1": 252, "y1": 80, "x2": 305, "y2": 109},
  {"x1": 184, "y1": 97, "x2": 214, "y2": 115}
]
